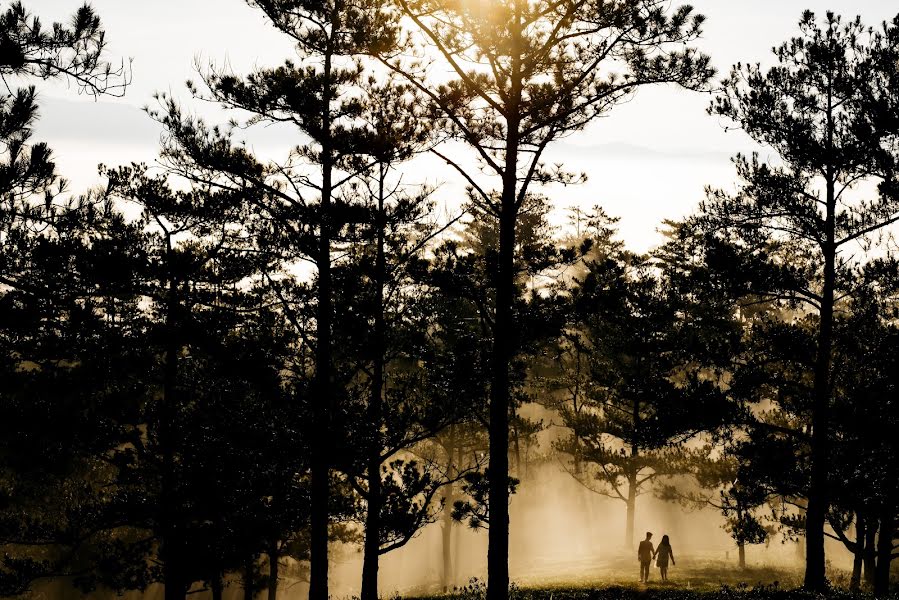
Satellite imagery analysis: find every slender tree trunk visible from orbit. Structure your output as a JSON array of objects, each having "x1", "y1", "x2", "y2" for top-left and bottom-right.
[
  {"x1": 211, "y1": 573, "x2": 224, "y2": 600},
  {"x1": 572, "y1": 435, "x2": 581, "y2": 476},
  {"x1": 864, "y1": 515, "x2": 878, "y2": 588},
  {"x1": 244, "y1": 555, "x2": 255, "y2": 600},
  {"x1": 736, "y1": 506, "x2": 747, "y2": 569},
  {"x1": 626, "y1": 396, "x2": 640, "y2": 550},
  {"x1": 851, "y1": 514, "x2": 865, "y2": 591},
  {"x1": 572, "y1": 350, "x2": 582, "y2": 476},
  {"x1": 441, "y1": 502, "x2": 455, "y2": 592},
  {"x1": 625, "y1": 469, "x2": 637, "y2": 550},
  {"x1": 487, "y1": 6, "x2": 522, "y2": 591},
  {"x1": 268, "y1": 540, "x2": 280, "y2": 600},
  {"x1": 309, "y1": 188, "x2": 333, "y2": 600},
  {"x1": 162, "y1": 273, "x2": 186, "y2": 600},
  {"x1": 513, "y1": 425, "x2": 522, "y2": 476},
  {"x1": 442, "y1": 433, "x2": 457, "y2": 592},
  {"x1": 453, "y1": 497, "x2": 462, "y2": 584},
  {"x1": 874, "y1": 498, "x2": 895, "y2": 596},
  {"x1": 804, "y1": 107, "x2": 837, "y2": 594},
  {"x1": 488, "y1": 201, "x2": 515, "y2": 600},
  {"x1": 309, "y1": 33, "x2": 336, "y2": 600},
  {"x1": 361, "y1": 163, "x2": 387, "y2": 600}
]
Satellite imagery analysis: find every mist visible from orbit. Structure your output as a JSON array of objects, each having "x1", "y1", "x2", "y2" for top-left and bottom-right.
[
  {"x1": 326, "y1": 463, "x2": 819, "y2": 599},
  {"x1": 320, "y1": 400, "x2": 834, "y2": 599}
]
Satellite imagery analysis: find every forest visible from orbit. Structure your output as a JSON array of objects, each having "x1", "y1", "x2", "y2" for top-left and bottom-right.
[{"x1": 2, "y1": 1, "x2": 899, "y2": 599}]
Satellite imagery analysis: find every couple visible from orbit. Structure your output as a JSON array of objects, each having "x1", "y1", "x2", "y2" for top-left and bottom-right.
[{"x1": 637, "y1": 532, "x2": 675, "y2": 583}]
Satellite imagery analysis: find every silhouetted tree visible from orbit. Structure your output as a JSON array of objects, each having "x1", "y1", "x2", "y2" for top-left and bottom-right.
[
  {"x1": 1, "y1": 1, "x2": 127, "y2": 205},
  {"x1": 428, "y1": 195, "x2": 571, "y2": 541},
  {"x1": 535, "y1": 209, "x2": 619, "y2": 478},
  {"x1": 102, "y1": 165, "x2": 273, "y2": 599},
  {"x1": 413, "y1": 249, "x2": 492, "y2": 591},
  {"x1": 0, "y1": 192, "x2": 152, "y2": 596},
  {"x1": 148, "y1": 3, "x2": 398, "y2": 597},
  {"x1": 674, "y1": 219, "x2": 899, "y2": 591},
  {"x1": 335, "y1": 78, "x2": 443, "y2": 600},
  {"x1": 704, "y1": 11, "x2": 899, "y2": 589},
  {"x1": 376, "y1": 2, "x2": 713, "y2": 593},
  {"x1": 433, "y1": 424, "x2": 487, "y2": 591},
  {"x1": 666, "y1": 444, "x2": 773, "y2": 569},
  {"x1": 556, "y1": 240, "x2": 730, "y2": 549},
  {"x1": 0, "y1": 8, "x2": 136, "y2": 589},
  {"x1": 827, "y1": 268, "x2": 899, "y2": 594}
]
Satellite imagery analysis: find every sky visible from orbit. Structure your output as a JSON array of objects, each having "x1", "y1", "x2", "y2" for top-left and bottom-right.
[{"x1": 30, "y1": 0, "x2": 899, "y2": 252}]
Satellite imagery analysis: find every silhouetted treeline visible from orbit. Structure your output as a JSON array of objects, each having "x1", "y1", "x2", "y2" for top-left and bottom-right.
[{"x1": 2, "y1": 1, "x2": 899, "y2": 599}]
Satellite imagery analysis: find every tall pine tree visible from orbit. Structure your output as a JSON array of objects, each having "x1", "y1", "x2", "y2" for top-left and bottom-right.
[
  {"x1": 704, "y1": 12, "x2": 899, "y2": 589},
  {"x1": 376, "y1": 2, "x2": 712, "y2": 595}
]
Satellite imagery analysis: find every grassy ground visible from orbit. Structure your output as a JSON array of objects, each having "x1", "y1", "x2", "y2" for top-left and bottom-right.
[
  {"x1": 401, "y1": 556, "x2": 896, "y2": 600},
  {"x1": 508, "y1": 556, "x2": 805, "y2": 592},
  {"x1": 421, "y1": 579, "x2": 894, "y2": 600}
]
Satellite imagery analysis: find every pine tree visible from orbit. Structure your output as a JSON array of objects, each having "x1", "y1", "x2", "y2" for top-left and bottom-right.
[
  {"x1": 148, "y1": 3, "x2": 397, "y2": 596},
  {"x1": 703, "y1": 12, "x2": 899, "y2": 589},
  {"x1": 376, "y1": 2, "x2": 712, "y2": 594},
  {"x1": 1, "y1": 1, "x2": 127, "y2": 206}
]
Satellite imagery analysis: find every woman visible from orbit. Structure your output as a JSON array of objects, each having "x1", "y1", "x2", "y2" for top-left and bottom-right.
[{"x1": 655, "y1": 534, "x2": 676, "y2": 582}]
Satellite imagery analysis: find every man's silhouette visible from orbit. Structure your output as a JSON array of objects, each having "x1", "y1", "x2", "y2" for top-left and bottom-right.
[{"x1": 638, "y1": 532, "x2": 654, "y2": 583}]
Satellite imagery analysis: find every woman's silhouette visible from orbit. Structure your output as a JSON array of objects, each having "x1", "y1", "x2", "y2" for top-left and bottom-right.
[{"x1": 655, "y1": 534, "x2": 676, "y2": 582}]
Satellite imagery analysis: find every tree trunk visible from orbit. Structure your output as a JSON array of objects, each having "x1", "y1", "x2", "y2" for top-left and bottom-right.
[
  {"x1": 441, "y1": 505, "x2": 455, "y2": 592},
  {"x1": 487, "y1": 15, "x2": 524, "y2": 592},
  {"x1": 864, "y1": 515, "x2": 878, "y2": 588},
  {"x1": 486, "y1": 6, "x2": 524, "y2": 598},
  {"x1": 735, "y1": 505, "x2": 747, "y2": 569},
  {"x1": 625, "y1": 395, "x2": 640, "y2": 550},
  {"x1": 211, "y1": 574, "x2": 224, "y2": 600},
  {"x1": 572, "y1": 350, "x2": 582, "y2": 477},
  {"x1": 162, "y1": 275, "x2": 186, "y2": 600},
  {"x1": 874, "y1": 500, "x2": 895, "y2": 596},
  {"x1": 163, "y1": 564, "x2": 185, "y2": 600},
  {"x1": 268, "y1": 541, "x2": 280, "y2": 600},
  {"x1": 361, "y1": 162, "x2": 388, "y2": 600},
  {"x1": 309, "y1": 29, "x2": 337, "y2": 600},
  {"x1": 850, "y1": 514, "x2": 865, "y2": 591},
  {"x1": 487, "y1": 201, "x2": 515, "y2": 600},
  {"x1": 309, "y1": 211, "x2": 332, "y2": 600},
  {"x1": 454, "y1": 503, "x2": 462, "y2": 584},
  {"x1": 513, "y1": 425, "x2": 522, "y2": 476},
  {"x1": 804, "y1": 173, "x2": 836, "y2": 591},
  {"x1": 442, "y1": 434, "x2": 457, "y2": 592},
  {"x1": 625, "y1": 470, "x2": 637, "y2": 550},
  {"x1": 454, "y1": 446, "x2": 464, "y2": 580},
  {"x1": 244, "y1": 555, "x2": 255, "y2": 600}
]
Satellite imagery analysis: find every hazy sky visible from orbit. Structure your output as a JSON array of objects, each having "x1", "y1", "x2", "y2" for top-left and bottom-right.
[{"x1": 30, "y1": 0, "x2": 899, "y2": 251}]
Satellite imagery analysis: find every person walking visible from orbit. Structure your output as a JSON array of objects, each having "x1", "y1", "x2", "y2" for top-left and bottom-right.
[
  {"x1": 655, "y1": 535, "x2": 676, "y2": 582},
  {"x1": 637, "y1": 532, "x2": 654, "y2": 583}
]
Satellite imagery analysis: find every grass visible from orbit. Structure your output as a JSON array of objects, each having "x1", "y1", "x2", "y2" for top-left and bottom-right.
[
  {"x1": 399, "y1": 557, "x2": 896, "y2": 600},
  {"x1": 413, "y1": 580, "x2": 895, "y2": 600},
  {"x1": 508, "y1": 556, "x2": 805, "y2": 592}
]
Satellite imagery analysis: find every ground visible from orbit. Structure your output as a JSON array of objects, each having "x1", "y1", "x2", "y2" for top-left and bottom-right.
[
  {"x1": 401, "y1": 556, "x2": 896, "y2": 600},
  {"x1": 509, "y1": 555, "x2": 805, "y2": 592}
]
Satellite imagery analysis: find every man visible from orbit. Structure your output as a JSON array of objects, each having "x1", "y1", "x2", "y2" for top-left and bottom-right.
[{"x1": 637, "y1": 532, "x2": 655, "y2": 583}]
